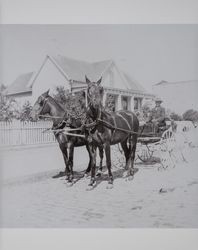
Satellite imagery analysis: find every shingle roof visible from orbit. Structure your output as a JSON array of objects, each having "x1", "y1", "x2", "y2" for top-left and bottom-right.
[
  {"x1": 52, "y1": 55, "x2": 146, "y2": 92},
  {"x1": 5, "y1": 72, "x2": 33, "y2": 96},
  {"x1": 154, "y1": 80, "x2": 198, "y2": 86},
  {"x1": 6, "y1": 55, "x2": 148, "y2": 96},
  {"x1": 51, "y1": 55, "x2": 113, "y2": 82},
  {"x1": 122, "y1": 72, "x2": 146, "y2": 93}
]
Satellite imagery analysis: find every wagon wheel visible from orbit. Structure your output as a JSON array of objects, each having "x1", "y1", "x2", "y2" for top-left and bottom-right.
[
  {"x1": 158, "y1": 128, "x2": 177, "y2": 169},
  {"x1": 137, "y1": 143, "x2": 154, "y2": 162}
]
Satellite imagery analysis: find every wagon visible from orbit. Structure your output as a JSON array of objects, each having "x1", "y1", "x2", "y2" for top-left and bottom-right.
[{"x1": 136, "y1": 121, "x2": 174, "y2": 163}]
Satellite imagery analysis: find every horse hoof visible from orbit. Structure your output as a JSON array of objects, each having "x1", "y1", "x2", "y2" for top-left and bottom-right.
[
  {"x1": 86, "y1": 185, "x2": 94, "y2": 191},
  {"x1": 84, "y1": 173, "x2": 89, "y2": 178},
  {"x1": 122, "y1": 171, "x2": 128, "y2": 178},
  {"x1": 106, "y1": 183, "x2": 113, "y2": 189},
  {"x1": 86, "y1": 180, "x2": 96, "y2": 191},
  {"x1": 66, "y1": 181, "x2": 73, "y2": 187},
  {"x1": 86, "y1": 184, "x2": 96, "y2": 191},
  {"x1": 96, "y1": 172, "x2": 102, "y2": 177},
  {"x1": 127, "y1": 175, "x2": 134, "y2": 181}
]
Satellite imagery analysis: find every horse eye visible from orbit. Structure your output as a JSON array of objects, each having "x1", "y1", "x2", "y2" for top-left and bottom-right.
[{"x1": 38, "y1": 98, "x2": 44, "y2": 105}]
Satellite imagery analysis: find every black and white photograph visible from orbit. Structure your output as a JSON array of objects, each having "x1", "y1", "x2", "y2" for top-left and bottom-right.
[{"x1": 0, "y1": 24, "x2": 198, "y2": 229}]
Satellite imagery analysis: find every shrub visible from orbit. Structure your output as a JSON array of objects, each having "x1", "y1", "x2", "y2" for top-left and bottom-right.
[
  {"x1": 19, "y1": 101, "x2": 33, "y2": 121},
  {"x1": 183, "y1": 109, "x2": 198, "y2": 122},
  {"x1": 105, "y1": 94, "x2": 116, "y2": 112},
  {"x1": 53, "y1": 86, "x2": 70, "y2": 106},
  {"x1": 0, "y1": 85, "x2": 18, "y2": 121},
  {"x1": 170, "y1": 112, "x2": 183, "y2": 121}
]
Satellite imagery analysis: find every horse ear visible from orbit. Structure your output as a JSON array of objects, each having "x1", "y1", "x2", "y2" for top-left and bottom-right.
[
  {"x1": 85, "y1": 75, "x2": 91, "y2": 84},
  {"x1": 42, "y1": 89, "x2": 50, "y2": 97},
  {"x1": 97, "y1": 77, "x2": 102, "y2": 85}
]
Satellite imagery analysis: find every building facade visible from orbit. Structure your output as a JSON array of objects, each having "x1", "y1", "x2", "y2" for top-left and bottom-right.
[
  {"x1": 153, "y1": 80, "x2": 198, "y2": 114},
  {"x1": 5, "y1": 55, "x2": 154, "y2": 111}
]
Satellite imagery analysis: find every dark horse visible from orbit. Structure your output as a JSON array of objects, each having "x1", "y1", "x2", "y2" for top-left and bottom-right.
[
  {"x1": 84, "y1": 76, "x2": 139, "y2": 188},
  {"x1": 30, "y1": 90, "x2": 104, "y2": 183}
]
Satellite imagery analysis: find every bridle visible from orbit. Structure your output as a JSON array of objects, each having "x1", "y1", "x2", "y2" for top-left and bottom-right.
[
  {"x1": 38, "y1": 94, "x2": 49, "y2": 117},
  {"x1": 36, "y1": 95, "x2": 63, "y2": 119}
]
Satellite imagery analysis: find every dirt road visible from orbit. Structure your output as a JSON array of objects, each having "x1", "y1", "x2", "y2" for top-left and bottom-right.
[{"x1": 1, "y1": 145, "x2": 198, "y2": 228}]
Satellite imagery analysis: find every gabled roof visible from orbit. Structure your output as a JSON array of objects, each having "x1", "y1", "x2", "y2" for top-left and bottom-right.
[
  {"x1": 51, "y1": 55, "x2": 146, "y2": 92},
  {"x1": 5, "y1": 72, "x2": 33, "y2": 96},
  {"x1": 51, "y1": 55, "x2": 113, "y2": 82},
  {"x1": 122, "y1": 72, "x2": 146, "y2": 93},
  {"x1": 154, "y1": 80, "x2": 198, "y2": 86},
  {"x1": 6, "y1": 55, "x2": 149, "y2": 97},
  {"x1": 154, "y1": 80, "x2": 168, "y2": 86}
]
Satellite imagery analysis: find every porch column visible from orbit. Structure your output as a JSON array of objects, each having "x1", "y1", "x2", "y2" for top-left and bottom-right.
[
  {"x1": 130, "y1": 96, "x2": 134, "y2": 111},
  {"x1": 141, "y1": 97, "x2": 146, "y2": 107},
  {"x1": 117, "y1": 94, "x2": 122, "y2": 110},
  {"x1": 102, "y1": 91, "x2": 107, "y2": 106}
]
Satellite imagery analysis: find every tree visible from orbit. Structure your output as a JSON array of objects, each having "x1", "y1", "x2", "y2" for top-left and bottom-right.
[{"x1": 183, "y1": 109, "x2": 198, "y2": 122}]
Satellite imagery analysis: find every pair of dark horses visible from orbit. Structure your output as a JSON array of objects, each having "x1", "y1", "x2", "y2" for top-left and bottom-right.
[{"x1": 30, "y1": 76, "x2": 139, "y2": 188}]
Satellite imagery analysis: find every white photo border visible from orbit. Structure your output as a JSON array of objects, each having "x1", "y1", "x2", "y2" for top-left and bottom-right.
[{"x1": 0, "y1": 0, "x2": 198, "y2": 249}]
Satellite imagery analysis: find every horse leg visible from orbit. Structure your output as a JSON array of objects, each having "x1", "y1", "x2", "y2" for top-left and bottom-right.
[
  {"x1": 52, "y1": 142, "x2": 69, "y2": 179},
  {"x1": 121, "y1": 140, "x2": 130, "y2": 170},
  {"x1": 87, "y1": 144, "x2": 97, "y2": 188},
  {"x1": 96, "y1": 145, "x2": 104, "y2": 177},
  {"x1": 67, "y1": 143, "x2": 74, "y2": 183},
  {"x1": 85, "y1": 143, "x2": 92, "y2": 177},
  {"x1": 104, "y1": 143, "x2": 113, "y2": 186},
  {"x1": 129, "y1": 135, "x2": 138, "y2": 177}
]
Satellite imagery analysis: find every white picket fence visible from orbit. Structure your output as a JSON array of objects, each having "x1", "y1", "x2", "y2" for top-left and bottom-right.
[{"x1": 0, "y1": 120, "x2": 57, "y2": 147}]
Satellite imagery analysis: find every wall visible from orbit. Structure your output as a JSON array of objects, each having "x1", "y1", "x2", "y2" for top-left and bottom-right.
[
  {"x1": 102, "y1": 63, "x2": 129, "y2": 90},
  {"x1": 31, "y1": 58, "x2": 71, "y2": 103},
  {"x1": 153, "y1": 82, "x2": 198, "y2": 114}
]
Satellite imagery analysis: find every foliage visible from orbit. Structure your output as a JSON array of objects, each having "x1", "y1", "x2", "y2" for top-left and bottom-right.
[
  {"x1": 141, "y1": 101, "x2": 153, "y2": 119},
  {"x1": 183, "y1": 109, "x2": 198, "y2": 122},
  {"x1": 169, "y1": 112, "x2": 183, "y2": 121},
  {"x1": 105, "y1": 94, "x2": 116, "y2": 112},
  {"x1": 19, "y1": 101, "x2": 33, "y2": 121},
  {"x1": 53, "y1": 86, "x2": 70, "y2": 106},
  {"x1": 0, "y1": 84, "x2": 18, "y2": 121},
  {"x1": 53, "y1": 86, "x2": 87, "y2": 121}
]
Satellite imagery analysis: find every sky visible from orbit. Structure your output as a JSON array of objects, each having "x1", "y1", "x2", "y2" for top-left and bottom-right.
[{"x1": 0, "y1": 24, "x2": 198, "y2": 91}]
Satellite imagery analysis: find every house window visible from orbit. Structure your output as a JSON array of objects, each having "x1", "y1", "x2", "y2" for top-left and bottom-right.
[
  {"x1": 121, "y1": 96, "x2": 129, "y2": 110},
  {"x1": 134, "y1": 97, "x2": 142, "y2": 111}
]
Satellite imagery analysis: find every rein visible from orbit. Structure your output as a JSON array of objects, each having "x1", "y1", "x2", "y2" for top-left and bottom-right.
[
  {"x1": 39, "y1": 114, "x2": 64, "y2": 119},
  {"x1": 97, "y1": 118, "x2": 140, "y2": 135},
  {"x1": 43, "y1": 127, "x2": 85, "y2": 138}
]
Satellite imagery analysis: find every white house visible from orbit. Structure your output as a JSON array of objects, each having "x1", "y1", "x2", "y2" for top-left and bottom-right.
[
  {"x1": 5, "y1": 55, "x2": 154, "y2": 111},
  {"x1": 4, "y1": 72, "x2": 34, "y2": 106},
  {"x1": 152, "y1": 80, "x2": 198, "y2": 115}
]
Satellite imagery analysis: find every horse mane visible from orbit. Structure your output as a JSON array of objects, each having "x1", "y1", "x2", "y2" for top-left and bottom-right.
[
  {"x1": 49, "y1": 92, "x2": 87, "y2": 122},
  {"x1": 48, "y1": 95, "x2": 66, "y2": 111}
]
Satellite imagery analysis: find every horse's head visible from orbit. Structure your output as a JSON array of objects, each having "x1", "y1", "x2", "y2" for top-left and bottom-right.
[
  {"x1": 30, "y1": 89, "x2": 51, "y2": 121},
  {"x1": 86, "y1": 75, "x2": 104, "y2": 110}
]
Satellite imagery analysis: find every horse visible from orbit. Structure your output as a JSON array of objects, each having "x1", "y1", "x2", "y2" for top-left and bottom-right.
[
  {"x1": 30, "y1": 90, "x2": 104, "y2": 184},
  {"x1": 84, "y1": 76, "x2": 139, "y2": 188}
]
